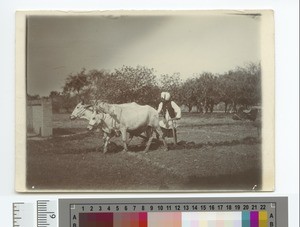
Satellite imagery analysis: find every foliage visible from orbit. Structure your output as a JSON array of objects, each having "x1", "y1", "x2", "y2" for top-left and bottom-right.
[
  {"x1": 49, "y1": 91, "x2": 62, "y2": 113},
  {"x1": 179, "y1": 78, "x2": 198, "y2": 112},
  {"x1": 217, "y1": 63, "x2": 261, "y2": 110},
  {"x1": 63, "y1": 68, "x2": 91, "y2": 96},
  {"x1": 180, "y1": 72, "x2": 218, "y2": 112},
  {"x1": 159, "y1": 73, "x2": 182, "y2": 103},
  {"x1": 112, "y1": 65, "x2": 159, "y2": 106},
  {"x1": 27, "y1": 94, "x2": 40, "y2": 100},
  {"x1": 45, "y1": 62, "x2": 261, "y2": 113},
  {"x1": 81, "y1": 66, "x2": 160, "y2": 107},
  {"x1": 49, "y1": 91, "x2": 78, "y2": 113}
]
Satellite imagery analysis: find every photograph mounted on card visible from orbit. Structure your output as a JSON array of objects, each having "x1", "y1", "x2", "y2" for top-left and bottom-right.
[{"x1": 15, "y1": 10, "x2": 274, "y2": 192}]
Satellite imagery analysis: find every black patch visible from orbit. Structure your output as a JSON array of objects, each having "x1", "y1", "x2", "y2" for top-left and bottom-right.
[{"x1": 162, "y1": 101, "x2": 176, "y2": 118}]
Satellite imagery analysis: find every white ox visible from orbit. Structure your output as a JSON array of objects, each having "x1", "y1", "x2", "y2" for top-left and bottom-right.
[
  {"x1": 70, "y1": 101, "x2": 166, "y2": 153},
  {"x1": 70, "y1": 101, "x2": 94, "y2": 121},
  {"x1": 92, "y1": 101, "x2": 167, "y2": 153},
  {"x1": 70, "y1": 101, "x2": 121, "y2": 153}
]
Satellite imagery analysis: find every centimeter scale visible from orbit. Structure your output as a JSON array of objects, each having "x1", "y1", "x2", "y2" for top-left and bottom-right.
[{"x1": 13, "y1": 197, "x2": 288, "y2": 227}]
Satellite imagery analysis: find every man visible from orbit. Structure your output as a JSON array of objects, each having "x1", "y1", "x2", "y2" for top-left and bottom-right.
[{"x1": 157, "y1": 92, "x2": 181, "y2": 140}]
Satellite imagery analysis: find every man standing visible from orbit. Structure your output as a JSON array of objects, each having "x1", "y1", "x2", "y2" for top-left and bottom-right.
[{"x1": 157, "y1": 92, "x2": 181, "y2": 143}]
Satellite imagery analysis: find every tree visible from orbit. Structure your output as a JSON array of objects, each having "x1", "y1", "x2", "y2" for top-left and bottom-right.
[
  {"x1": 58, "y1": 62, "x2": 261, "y2": 114},
  {"x1": 61, "y1": 68, "x2": 95, "y2": 111},
  {"x1": 63, "y1": 68, "x2": 91, "y2": 96},
  {"x1": 192, "y1": 72, "x2": 219, "y2": 113},
  {"x1": 237, "y1": 62, "x2": 261, "y2": 106},
  {"x1": 86, "y1": 66, "x2": 160, "y2": 106},
  {"x1": 180, "y1": 78, "x2": 198, "y2": 112},
  {"x1": 86, "y1": 69, "x2": 115, "y2": 101},
  {"x1": 217, "y1": 62, "x2": 261, "y2": 112},
  {"x1": 27, "y1": 94, "x2": 40, "y2": 100},
  {"x1": 159, "y1": 73, "x2": 182, "y2": 103},
  {"x1": 111, "y1": 65, "x2": 159, "y2": 106},
  {"x1": 49, "y1": 91, "x2": 63, "y2": 113}
]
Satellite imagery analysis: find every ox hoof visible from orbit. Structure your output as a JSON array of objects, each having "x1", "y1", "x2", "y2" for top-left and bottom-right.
[
  {"x1": 121, "y1": 149, "x2": 127, "y2": 153},
  {"x1": 163, "y1": 147, "x2": 169, "y2": 152}
]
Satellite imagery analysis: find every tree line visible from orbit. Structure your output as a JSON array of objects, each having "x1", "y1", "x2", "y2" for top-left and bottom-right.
[{"x1": 30, "y1": 63, "x2": 261, "y2": 113}]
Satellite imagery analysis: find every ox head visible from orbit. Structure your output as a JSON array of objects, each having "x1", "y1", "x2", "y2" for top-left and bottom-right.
[
  {"x1": 87, "y1": 112, "x2": 103, "y2": 131},
  {"x1": 70, "y1": 100, "x2": 93, "y2": 120}
]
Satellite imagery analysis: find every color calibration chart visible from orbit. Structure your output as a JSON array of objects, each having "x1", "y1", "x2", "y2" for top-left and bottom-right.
[{"x1": 59, "y1": 197, "x2": 288, "y2": 227}]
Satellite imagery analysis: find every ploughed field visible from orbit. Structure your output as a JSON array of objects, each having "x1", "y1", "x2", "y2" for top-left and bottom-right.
[{"x1": 26, "y1": 112, "x2": 262, "y2": 191}]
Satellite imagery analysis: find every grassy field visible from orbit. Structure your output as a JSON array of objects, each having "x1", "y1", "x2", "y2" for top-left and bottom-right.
[{"x1": 26, "y1": 112, "x2": 262, "y2": 191}]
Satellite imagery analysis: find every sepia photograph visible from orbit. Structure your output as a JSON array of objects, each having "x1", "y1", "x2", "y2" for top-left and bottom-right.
[{"x1": 15, "y1": 11, "x2": 274, "y2": 192}]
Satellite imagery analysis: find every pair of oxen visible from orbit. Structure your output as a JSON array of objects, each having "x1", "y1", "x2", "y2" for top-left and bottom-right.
[{"x1": 70, "y1": 101, "x2": 168, "y2": 153}]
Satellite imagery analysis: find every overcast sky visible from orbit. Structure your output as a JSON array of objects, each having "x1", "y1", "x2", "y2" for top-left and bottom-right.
[{"x1": 26, "y1": 12, "x2": 261, "y2": 96}]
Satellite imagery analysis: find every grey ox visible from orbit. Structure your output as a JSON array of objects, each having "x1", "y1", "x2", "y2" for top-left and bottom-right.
[{"x1": 91, "y1": 101, "x2": 167, "y2": 153}]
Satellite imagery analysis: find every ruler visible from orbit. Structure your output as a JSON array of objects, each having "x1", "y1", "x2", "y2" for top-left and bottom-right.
[
  {"x1": 37, "y1": 200, "x2": 58, "y2": 227},
  {"x1": 13, "y1": 200, "x2": 57, "y2": 227},
  {"x1": 13, "y1": 202, "x2": 34, "y2": 227}
]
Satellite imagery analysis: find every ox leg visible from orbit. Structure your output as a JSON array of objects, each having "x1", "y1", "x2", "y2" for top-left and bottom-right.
[
  {"x1": 144, "y1": 135, "x2": 154, "y2": 153},
  {"x1": 154, "y1": 129, "x2": 160, "y2": 140},
  {"x1": 103, "y1": 134, "x2": 110, "y2": 154},
  {"x1": 161, "y1": 135, "x2": 168, "y2": 151},
  {"x1": 120, "y1": 128, "x2": 128, "y2": 152},
  {"x1": 127, "y1": 133, "x2": 134, "y2": 145},
  {"x1": 158, "y1": 127, "x2": 168, "y2": 151},
  {"x1": 143, "y1": 127, "x2": 154, "y2": 153}
]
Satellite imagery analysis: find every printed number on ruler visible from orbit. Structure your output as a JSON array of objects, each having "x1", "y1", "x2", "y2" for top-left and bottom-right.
[{"x1": 37, "y1": 200, "x2": 58, "y2": 227}]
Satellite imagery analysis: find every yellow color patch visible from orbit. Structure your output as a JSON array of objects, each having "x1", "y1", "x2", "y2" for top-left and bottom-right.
[{"x1": 259, "y1": 211, "x2": 268, "y2": 227}]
